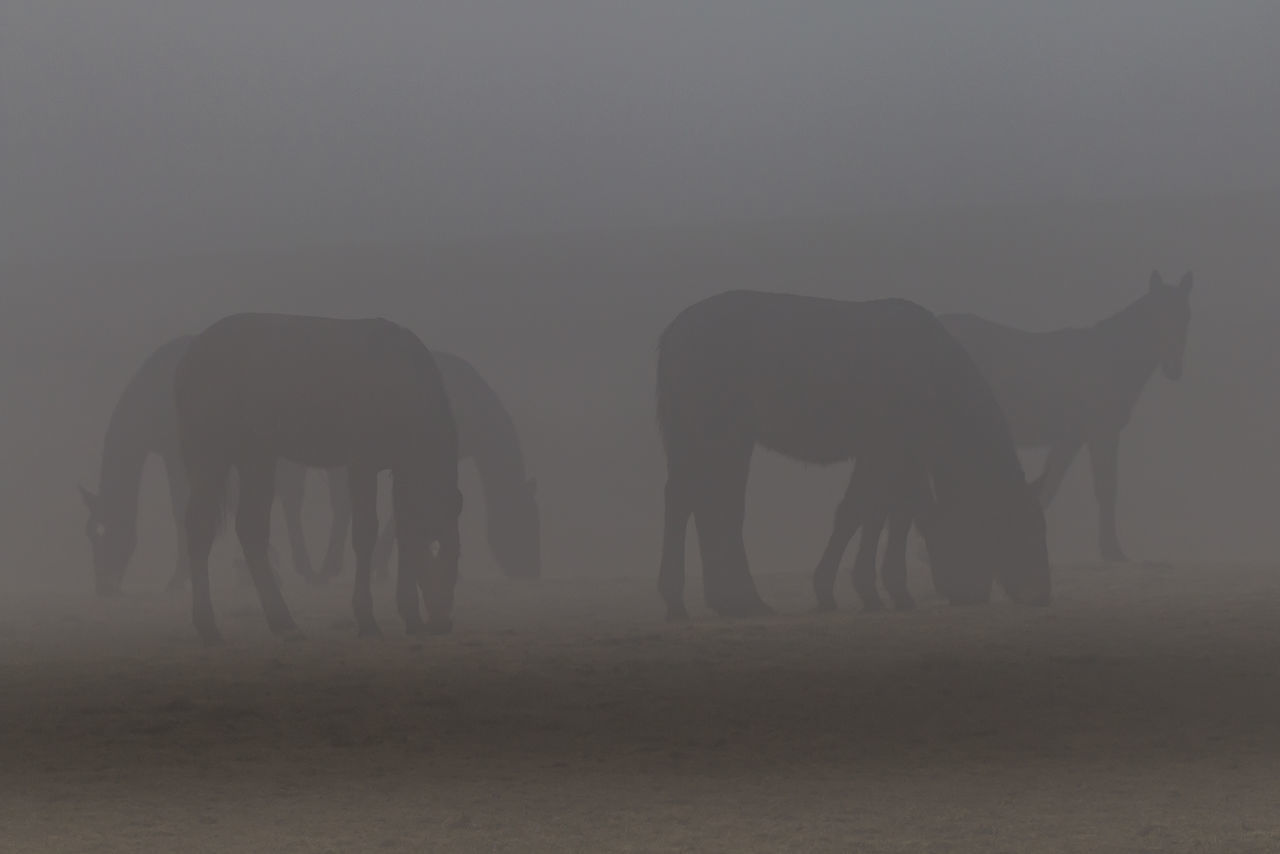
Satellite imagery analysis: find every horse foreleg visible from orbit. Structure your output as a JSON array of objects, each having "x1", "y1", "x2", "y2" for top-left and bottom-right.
[
  {"x1": 236, "y1": 460, "x2": 301, "y2": 639},
  {"x1": 371, "y1": 514, "x2": 397, "y2": 584},
  {"x1": 185, "y1": 459, "x2": 230, "y2": 645},
  {"x1": 812, "y1": 468, "x2": 867, "y2": 612},
  {"x1": 347, "y1": 467, "x2": 380, "y2": 638},
  {"x1": 1088, "y1": 432, "x2": 1128, "y2": 562}
]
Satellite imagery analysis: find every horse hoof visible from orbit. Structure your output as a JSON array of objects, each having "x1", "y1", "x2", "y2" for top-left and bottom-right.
[
  {"x1": 664, "y1": 605, "x2": 690, "y2": 623},
  {"x1": 812, "y1": 598, "x2": 837, "y2": 614},
  {"x1": 357, "y1": 622, "x2": 383, "y2": 639},
  {"x1": 892, "y1": 597, "x2": 917, "y2": 612}
]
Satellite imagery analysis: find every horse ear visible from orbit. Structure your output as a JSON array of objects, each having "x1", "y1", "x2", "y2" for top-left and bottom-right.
[
  {"x1": 1148, "y1": 270, "x2": 1165, "y2": 293},
  {"x1": 78, "y1": 484, "x2": 99, "y2": 514},
  {"x1": 1177, "y1": 271, "x2": 1193, "y2": 294}
]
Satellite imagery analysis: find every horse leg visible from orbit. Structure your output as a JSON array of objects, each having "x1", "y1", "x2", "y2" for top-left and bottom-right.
[
  {"x1": 321, "y1": 468, "x2": 351, "y2": 580},
  {"x1": 162, "y1": 451, "x2": 191, "y2": 593},
  {"x1": 881, "y1": 506, "x2": 916, "y2": 611},
  {"x1": 811, "y1": 467, "x2": 867, "y2": 612},
  {"x1": 658, "y1": 456, "x2": 696, "y2": 622},
  {"x1": 693, "y1": 439, "x2": 772, "y2": 619},
  {"x1": 851, "y1": 511, "x2": 887, "y2": 612},
  {"x1": 346, "y1": 466, "x2": 381, "y2": 638},
  {"x1": 1088, "y1": 432, "x2": 1128, "y2": 562},
  {"x1": 1034, "y1": 439, "x2": 1083, "y2": 508},
  {"x1": 234, "y1": 460, "x2": 302, "y2": 639},
  {"x1": 184, "y1": 457, "x2": 230, "y2": 645},
  {"x1": 371, "y1": 513, "x2": 397, "y2": 584},
  {"x1": 276, "y1": 462, "x2": 320, "y2": 585}
]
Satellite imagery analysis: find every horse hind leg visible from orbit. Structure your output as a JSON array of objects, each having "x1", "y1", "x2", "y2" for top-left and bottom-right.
[
  {"x1": 235, "y1": 460, "x2": 302, "y2": 640},
  {"x1": 347, "y1": 466, "x2": 381, "y2": 638}
]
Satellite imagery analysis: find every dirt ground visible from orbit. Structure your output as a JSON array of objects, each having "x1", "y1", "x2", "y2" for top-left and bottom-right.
[{"x1": 2, "y1": 557, "x2": 1280, "y2": 853}]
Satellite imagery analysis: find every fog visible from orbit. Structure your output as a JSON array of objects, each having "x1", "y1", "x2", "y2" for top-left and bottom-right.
[
  {"x1": 4, "y1": 3, "x2": 1280, "y2": 851},
  {"x1": 5, "y1": 2, "x2": 1280, "y2": 262}
]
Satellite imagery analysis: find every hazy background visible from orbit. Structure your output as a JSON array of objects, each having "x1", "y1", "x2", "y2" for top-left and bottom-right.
[{"x1": 3, "y1": 2, "x2": 1280, "y2": 592}]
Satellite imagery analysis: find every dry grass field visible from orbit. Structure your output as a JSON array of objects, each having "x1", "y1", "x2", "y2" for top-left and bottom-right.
[{"x1": 2, "y1": 557, "x2": 1279, "y2": 853}]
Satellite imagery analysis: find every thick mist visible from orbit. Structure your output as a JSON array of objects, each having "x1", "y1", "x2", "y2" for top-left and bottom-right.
[
  {"x1": 5, "y1": 2, "x2": 1280, "y2": 262},
  {"x1": 4, "y1": 4, "x2": 1280, "y2": 851}
]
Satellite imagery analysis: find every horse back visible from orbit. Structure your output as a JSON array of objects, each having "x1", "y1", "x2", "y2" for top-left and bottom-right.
[
  {"x1": 175, "y1": 313, "x2": 457, "y2": 470},
  {"x1": 940, "y1": 312, "x2": 1132, "y2": 442},
  {"x1": 657, "y1": 290, "x2": 1006, "y2": 468}
]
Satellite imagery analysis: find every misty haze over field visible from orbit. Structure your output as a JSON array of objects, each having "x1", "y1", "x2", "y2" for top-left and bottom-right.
[
  {"x1": 4, "y1": 4, "x2": 1280, "y2": 851},
  {"x1": 4, "y1": 2, "x2": 1280, "y2": 262}
]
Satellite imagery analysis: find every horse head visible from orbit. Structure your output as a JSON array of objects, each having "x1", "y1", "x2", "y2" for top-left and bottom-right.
[{"x1": 79, "y1": 484, "x2": 133, "y2": 596}]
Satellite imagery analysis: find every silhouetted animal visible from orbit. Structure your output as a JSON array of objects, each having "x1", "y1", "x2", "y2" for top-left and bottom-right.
[
  {"x1": 81, "y1": 338, "x2": 538, "y2": 594},
  {"x1": 940, "y1": 270, "x2": 1193, "y2": 562},
  {"x1": 174, "y1": 313, "x2": 462, "y2": 644},
  {"x1": 655, "y1": 289, "x2": 1050, "y2": 620},
  {"x1": 284, "y1": 352, "x2": 540, "y2": 583}
]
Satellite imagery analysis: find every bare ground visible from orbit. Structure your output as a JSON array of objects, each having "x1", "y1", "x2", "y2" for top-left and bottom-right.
[{"x1": 2, "y1": 559, "x2": 1280, "y2": 853}]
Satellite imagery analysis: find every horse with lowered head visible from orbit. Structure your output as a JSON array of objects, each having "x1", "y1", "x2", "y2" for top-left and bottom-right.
[
  {"x1": 655, "y1": 289, "x2": 1050, "y2": 620},
  {"x1": 841, "y1": 269, "x2": 1194, "y2": 610},
  {"x1": 80, "y1": 337, "x2": 539, "y2": 597},
  {"x1": 173, "y1": 313, "x2": 463, "y2": 645}
]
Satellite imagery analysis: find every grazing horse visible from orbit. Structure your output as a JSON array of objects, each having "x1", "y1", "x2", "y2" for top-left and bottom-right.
[
  {"x1": 80, "y1": 338, "x2": 538, "y2": 594},
  {"x1": 174, "y1": 313, "x2": 462, "y2": 644},
  {"x1": 282, "y1": 353, "x2": 540, "y2": 583},
  {"x1": 940, "y1": 270, "x2": 1193, "y2": 562},
  {"x1": 655, "y1": 289, "x2": 1050, "y2": 621}
]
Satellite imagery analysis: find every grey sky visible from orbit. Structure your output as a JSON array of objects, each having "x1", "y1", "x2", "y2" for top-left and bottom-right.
[{"x1": 4, "y1": 2, "x2": 1279, "y2": 263}]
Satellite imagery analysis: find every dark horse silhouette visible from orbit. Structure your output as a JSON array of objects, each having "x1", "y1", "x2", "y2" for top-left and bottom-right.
[
  {"x1": 655, "y1": 290, "x2": 1050, "y2": 620},
  {"x1": 80, "y1": 336, "x2": 538, "y2": 596},
  {"x1": 816, "y1": 270, "x2": 1193, "y2": 610},
  {"x1": 941, "y1": 270, "x2": 1193, "y2": 562},
  {"x1": 173, "y1": 313, "x2": 463, "y2": 644},
  {"x1": 290, "y1": 347, "x2": 539, "y2": 583}
]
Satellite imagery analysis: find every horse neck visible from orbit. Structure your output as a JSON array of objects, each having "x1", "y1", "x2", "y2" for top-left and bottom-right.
[
  {"x1": 95, "y1": 417, "x2": 155, "y2": 528},
  {"x1": 1089, "y1": 293, "x2": 1164, "y2": 399}
]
